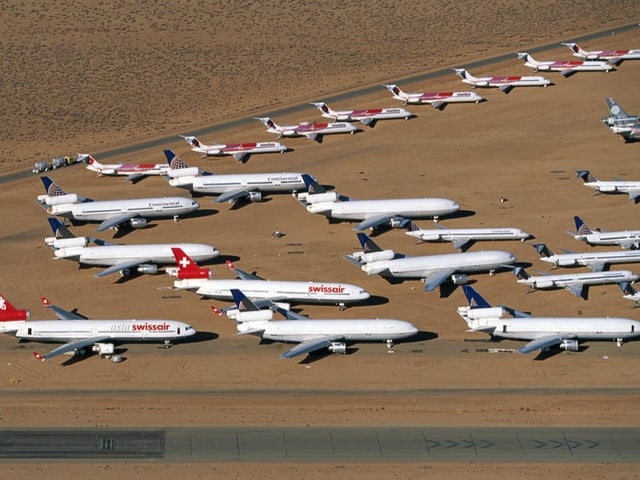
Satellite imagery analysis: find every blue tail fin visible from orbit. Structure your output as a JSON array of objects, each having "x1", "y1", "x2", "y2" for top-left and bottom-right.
[
  {"x1": 47, "y1": 218, "x2": 74, "y2": 239},
  {"x1": 513, "y1": 266, "x2": 530, "y2": 280},
  {"x1": 573, "y1": 216, "x2": 591, "y2": 235},
  {"x1": 356, "y1": 233, "x2": 381, "y2": 253},
  {"x1": 230, "y1": 289, "x2": 260, "y2": 312},
  {"x1": 302, "y1": 174, "x2": 326, "y2": 194},
  {"x1": 532, "y1": 243, "x2": 554, "y2": 257},
  {"x1": 40, "y1": 176, "x2": 66, "y2": 196},
  {"x1": 576, "y1": 170, "x2": 595, "y2": 183},
  {"x1": 163, "y1": 149, "x2": 189, "y2": 169},
  {"x1": 462, "y1": 286, "x2": 491, "y2": 309}
]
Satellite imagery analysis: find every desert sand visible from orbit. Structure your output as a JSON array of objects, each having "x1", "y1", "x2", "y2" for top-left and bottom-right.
[{"x1": 2, "y1": 1, "x2": 640, "y2": 479}]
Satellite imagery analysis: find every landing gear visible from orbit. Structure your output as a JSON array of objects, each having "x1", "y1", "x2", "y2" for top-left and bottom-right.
[
  {"x1": 433, "y1": 215, "x2": 439, "y2": 224},
  {"x1": 164, "y1": 340, "x2": 173, "y2": 349},
  {"x1": 616, "y1": 338, "x2": 623, "y2": 347},
  {"x1": 386, "y1": 339, "x2": 395, "y2": 353},
  {"x1": 173, "y1": 215, "x2": 179, "y2": 222},
  {"x1": 338, "y1": 302, "x2": 346, "y2": 312}
]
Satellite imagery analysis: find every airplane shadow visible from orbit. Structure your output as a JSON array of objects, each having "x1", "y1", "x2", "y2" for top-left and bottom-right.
[
  {"x1": 533, "y1": 345, "x2": 588, "y2": 361},
  {"x1": 441, "y1": 209, "x2": 476, "y2": 220},
  {"x1": 185, "y1": 208, "x2": 219, "y2": 219},
  {"x1": 353, "y1": 295, "x2": 389, "y2": 307},
  {"x1": 409, "y1": 330, "x2": 439, "y2": 343},
  {"x1": 178, "y1": 331, "x2": 218, "y2": 344}
]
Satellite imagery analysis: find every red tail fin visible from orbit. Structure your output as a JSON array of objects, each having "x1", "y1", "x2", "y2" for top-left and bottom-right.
[
  {"x1": 171, "y1": 247, "x2": 212, "y2": 279},
  {"x1": 0, "y1": 294, "x2": 29, "y2": 321}
]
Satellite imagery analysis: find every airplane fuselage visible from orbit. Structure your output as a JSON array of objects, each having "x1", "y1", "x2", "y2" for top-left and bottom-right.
[
  {"x1": 307, "y1": 198, "x2": 460, "y2": 221},
  {"x1": 272, "y1": 121, "x2": 358, "y2": 137},
  {"x1": 401, "y1": 91, "x2": 484, "y2": 105},
  {"x1": 170, "y1": 172, "x2": 310, "y2": 195},
  {"x1": 86, "y1": 163, "x2": 170, "y2": 177},
  {"x1": 407, "y1": 227, "x2": 530, "y2": 243},
  {"x1": 325, "y1": 108, "x2": 412, "y2": 122},
  {"x1": 196, "y1": 142, "x2": 288, "y2": 157},
  {"x1": 575, "y1": 230, "x2": 640, "y2": 248},
  {"x1": 540, "y1": 249, "x2": 640, "y2": 268},
  {"x1": 582, "y1": 180, "x2": 640, "y2": 196},
  {"x1": 517, "y1": 270, "x2": 639, "y2": 289},
  {"x1": 525, "y1": 59, "x2": 613, "y2": 72}
]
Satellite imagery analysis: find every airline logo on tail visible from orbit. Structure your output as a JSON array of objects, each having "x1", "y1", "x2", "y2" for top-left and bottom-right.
[
  {"x1": 43, "y1": 177, "x2": 65, "y2": 197},
  {"x1": 0, "y1": 294, "x2": 30, "y2": 321},
  {"x1": 577, "y1": 223, "x2": 592, "y2": 236}
]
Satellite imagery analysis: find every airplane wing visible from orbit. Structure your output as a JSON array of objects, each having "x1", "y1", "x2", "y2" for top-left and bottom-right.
[
  {"x1": 563, "y1": 283, "x2": 586, "y2": 298},
  {"x1": 304, "y1": 132, "x2": 320, "y2": 142},
  {"x1": 214, "y1": 188, "x2": 255, "y2": 204},
  {"x1": 560, "y1": 69, "x2": 576, "y2": 78},
  {"x1": 585, "y1": 262, "x2": 606, "y2": 272},
  {"x1": 498, "y1": 85, "x2": 514, "y2": 93},
  {"x1": 280, "y1": 335, "x2": 344, "y2": 359},
  {"x1": 517, "y1": 335, "x2": 567, "y2": 354},
  {"x1": 352, "y1": 214, "x2": 393, "y2": 231},
  {"x1": 230, "y1": 266, "x2": 264, "y2": 281},
  {"x1": 452, "y1": 238, "x2": 474, "y2": 251},
  {"x1": 430, "y1": 101, "x2": 445, "y2": 110},
  {"x1": 34, "y1": 336, "x2": 111, "y2": 361},
  {"x1": 422, "y1": 268, "x2": 456, "y2": 292},
  {"x1": 95, "y1": 258, "x2": 154, "y2": 278},
  {"x1": 619, "y1": 240, "x2": 639, "y2": 250},
  {"x1": 628, "y1": 190, "x2": 640, "y2": 202},
  {"x1": 42, "y1": 298, "x2": 87, "y2": 320},
  {"x1": 232, "y1": 152, "x2": 249, "y2": 162},
  {"x1": 96, "y1": 213, "x2": 138, "y2": 232},
  {"x1": 272, "y1": 305, "x2": 308, "y2": 320},
  {"x1": 126, "y1": 173, "x2": 147, "y2": 183}
]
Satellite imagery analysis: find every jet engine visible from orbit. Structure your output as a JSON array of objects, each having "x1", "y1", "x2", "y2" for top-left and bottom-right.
[
  {"x1": 560, "y1": 339, "x2": 579, "y2": 351},
  {"x1": 304, "y1": 192, "x2": 338, "y2": 204},
  {"x1": 137, "y1": 264, "x2": 159, "y2": 275},
  {"x1": 328, "y1": 342, "x2": 347, "y2": 354},
  {"x1": 597, "y1": 185, "x2": 619, "y2": 193},
  {"x1": 464, "y1": 306, "x2": 505, "y2": 320},
  {"x1": 129, "y1": 217, "x2": 148, "y2": 229},
  {"x1": 236, "y1": 310, "x2": 273, "y2": 323},
  {"x1": 450, "y1": 274, "x2": 469, "y2": 285},
  {"x1": 247, "y1": 191, "x2": 263, "y2": 202},
  {"x1": 353, "y1": 249, "x2": 395, "y2": 264},
  {"x1": 388, "y1": 218, "x2": 410, "y2": 229},
  {"x1": 168, "y1": 166, "x2": 199, "y2": 178},
  {"x1": 46, "y1": 236, "x2": 89, "y2": 248},
  {"x1": 532, "y1": 280, "x2": 555, "y2": 289},
  {"x1": 40, "y1": 193, "x2": 80, "y2": 206},
  {"x1": 92, "y1": 343, "x2": 115, "y2": 356},
  {"x1": 282, "y1": 129, "x2": 297, "y2": 137}
]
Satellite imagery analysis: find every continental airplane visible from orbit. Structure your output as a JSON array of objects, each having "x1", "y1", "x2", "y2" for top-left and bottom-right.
[
  {"x1": 83, "y1": 154, "x2": 172, "y2": 183},
  {"x1": 164, "y1": 150, "x2": 314, "y2": 205},
  {"x1": 600, "y1": 98, "x2": 639, "y2": 128},
  {"x1": 383, "y1": 84, "x2": 484, "y2": 110},
  {"x1": 576, "y1": 170, "x2": 640, "y2": 202},
  {"x1": 170, "y1": 248, "x2": 370, "y2": 310},
  {"x1": 452, "y1": 68, "x2": 552, "y2": 93},
  {"x1": 217, "y1": 289, "x2": 417, "y2": 359},
  {"x1": 458, "y1": 286, "x2": 640, "y2": 355},
  {"x1": 180, "y1": 135, "x2": 288, "y2": 163},
  {"x1": 255, "y1": 117, "x2": 358, "y2": 143},
  {"x1": 406, "y1": 222, "x2": 531, "y2": 251},
  {"x1": 45, "y1": 218, "x2": 219, "y2": 278},
  {"x1": 570, "y1": 215, "x2": 640, "y2": 250},
  {"x1": 36, "y1": 176, "x2": 200, "y2": 232},
  {"x1": 344, "y1": 233, "x2": 516, "y2": 291},
  {"x1": 513, "y1": 266, "x2": 639, "y2": 299},
  {"x1": 562, "y1": 42, "x2": 640, "y2": 65},
  {"x1": 309, "y1": 102, "x2": 413, "y2": 127},
  {"x1": 516, "y1": 52, "x2": 615, "y2": 77},
  {"x1": 297, "y1": 174, "x2": 460, "y2": 231},
  {"x1": 610, "y1": 123, "x2": 640, "y2": 143},
  {"x1": 618, "y1": 281, "x2": 640, "y2": 306},
  {"x1": 533, "y1": 243, "x2": 640, "y2": 272},
  {"x1": 0, "y1": 295, "x2": 196, "y2": 363}
]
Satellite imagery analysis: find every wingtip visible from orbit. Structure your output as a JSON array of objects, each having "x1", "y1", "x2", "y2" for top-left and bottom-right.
[{"x1": 32, "y1": 352, "x2": 45, "y2": 362}]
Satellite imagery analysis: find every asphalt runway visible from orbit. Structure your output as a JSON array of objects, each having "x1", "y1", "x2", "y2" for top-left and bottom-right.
[{"x1": 1, "y1": 427, "x2": 638, "y2": 463}]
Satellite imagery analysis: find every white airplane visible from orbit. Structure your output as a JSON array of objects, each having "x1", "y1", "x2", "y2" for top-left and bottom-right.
[
  {"x1": 513, "y1": 266, "x2": 639, "y2": 299},
  {"x1": 0, "y1": 293, "x2": 29, "y2": 321},
  {"x1": 217, "y1": 289, "x2": 417, "y2": 359},
  {"x1": 516, "y1": 52, "x2": 615, "y2": 77},
  {"x1": 36, "y1": 176, "x2": 200, "y2": 232},
  {"x1": 533, "y1": 243, "x2": 640, "y2": 272},
  {"x1": 383, "y1": 84, "x2": 484, "y2": 110},
  {"x1": 45, "y1": 218, "x2": 219, "y2": 278},
  {"x1": 309, "y1": 102, "x2": 413, "y2": 127},
  {"x1": 458, "y1": 286, "x2": 640, "y2": 355},
  {"x1": 570, "y1": 215, "x2": 640, "y2": 250},
  {"x1": 179, "y1": 135, "x2": 289, "y2": 163},
  {"x1": 83, "y1": 154, "x2": 173, "y2": 183},
  {"x1": 0, "y1": 295, "x2": 196, "y2": 363},
  {"x1": 344, "y1": 233, "x2": 516, "y2": 291},
  {"x1": 562, "y1": 42, "x2": 640, "y2": 65},
  {"x1": 451, "y1": 68, "x2": 552, "y2": 93},
  {"x1": 297, "y1": 174, "x2": 460, "y2": 231},
  {"x1": 170, "y1": 248, "x2": 370, "y2": 310},
  {"x1": 600, "y1": 98, "x2": 639, "y2": 129},
  {"x1": 164, "y1": 150, "x2": 314, "y2": 205},
  {"x1": 405, "y1": 222, "x2": 531, "y2": 251},
  {"x1": 610, "y1": 124, "x2": 640, "y2": 143},
  {"x1": 576, "y1": 170, "x2": 640, "y2": 202},
  {"x1": 618, "y1": 281, "x2": 640, "y2": 306},
  {"x1": 255, "y1": 117, "x2": 358, "y2": 143}
]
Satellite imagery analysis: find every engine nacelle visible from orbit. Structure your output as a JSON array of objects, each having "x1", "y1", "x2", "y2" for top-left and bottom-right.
[
  {"x1": 247, "y1": 191, "x2": 263, "y2": 202},
  {"x1": 533, "y1": 280, "x2": 554, "y2": 289},
  {"x1": 450, "y1": 273, "x2": 469, "y2": 285},
  {"x1": 304, "y1": 192, "x2": 338, "y2": 204},
  {"x1": 353, "y1": 249, "x2": 395, "y2": 264},
  {"x1": 235, "y1": 310, "x2": 273, "y2": 323},
  {"x1": 137, "y1": 264, "x2": 159, "y2": 275},
  {"x1": 92, "y1": 342, "x2": 115, "y2": 356},
  {"x1": 465, "y1": 306, "x2": 505, "y2": 320},
  {"x1": 560, "y1": 339, "x2": 579, "y2": 352},
  {"x1": 39, "y1": 193, "x2": 80, "y2": 206},
  {"x1": 45, "y1": 236, "x2": 88, "y2": 248},
  {"x1": 598, "y1": 185, "x2": 618, "y2": 193},
  {"x1": 335, "y1": 114, "x2": 350, "y2": 121},
  {"x1": 129, "y1": 217, "x2": 148, "y2": 229},
  {"x1": 282, "y1": 129, "x2": 297, "y2": 136},
  {"x1": 168, "y1": 166, "x2": 200, "y2": 178},
  {"x1": 415, "y1": 232, "x2": 441, "y2": 241},
  {"x1": 388, "y1": 218, "x2": 410, "y2": 229},
  {"x1": 328, "y1": 342, "x2": 347, "y2": 354}
]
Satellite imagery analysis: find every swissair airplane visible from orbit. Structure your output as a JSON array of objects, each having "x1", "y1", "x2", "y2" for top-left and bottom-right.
[
  {"x1": 533, "y1": 243, "x2": 640, "y2": 272},
  {"x1": 83, "y1": 154, "x2": 172, "y2": 183},
  {"x1": 405, "y1": 222, "x2": 531, "y2": 251},
  {"x1": 458, "y1": 286, "x2": 640, "y2": 355},
  {"x1": 180, "y1": 135, "x2": 289, "y2": 163},
  {"x1": 513, "y1": 266, "x2": 639, "y2": 299},
  {"x1": 0, "y1": 295, "x2": 196, "y2": 363},
  {"x1": 309, "y1": 102, "x2": 413, "y2": 127},
  {"x1": 170, "y1": 248, "x2": 370, "y2": 310},
  {"x1": 344, "y1": 233, "x2": 516, "y2": 292},
  {"x1": 0, "y1": 294, "x2": 29, "y2": 321},
  {"x1": 297, "y1": 174, "x2": 460, "y2": 232},
  {"x1": 562, "y1": 42, "x2": 640, "y2": 65},
  {"x1": 217, "y1": 289, "x2": 417, "y2": 359},
  {"x1": 452, "y1": 68, "x2": 552, "y2": 93},
  {"x1": 164, "y1": 150, "x2": 313, "y2": 205},
  {"x1": 576, "y1": 170, "x2": 640, "y2": 202},
  {"x1": 45, "y1": 218, "x2": 219, "y2": 278},
  {"x1": 570, "y1": 215, "x2": 640, "y2": 250},
  {"x1": 255, "y1": 117, "x2": 358, "y2": 143},
  {"x1": 36, "y1": 176, "x2": 200, "y2": 233},
  {"x1": 383, "y1": 84, "x2": 484, "y2": 110},
  {"x1": 516, "y1": 52, "x2": 615, "y2": 77}
]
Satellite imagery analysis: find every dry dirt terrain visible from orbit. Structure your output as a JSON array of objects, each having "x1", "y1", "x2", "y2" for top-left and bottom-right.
[{"x1": 2, "y1": 1, "x2": 640, "y2": 479}]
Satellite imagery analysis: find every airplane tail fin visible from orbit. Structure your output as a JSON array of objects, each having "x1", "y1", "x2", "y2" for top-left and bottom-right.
[
  {"x1": 47, "y1": 217, "x2": 74, "y2": 239},
  {"x1": 357, "y1": 232, "x2": 382, "y2": 253},
  {"x1": 0, "y1": 294, "x2": 30, "y2": 321},
  {"x1": 618, "y1": 281, "x2": 637, "y2": 297},
  {"x1": 230, "y1": 289, "x2": 261, "y2": 312},
  {"x1": 461, "y1": 286, "x2": 492, "y2": 309},
  {"x1": 452, "y1": 68, "x2": 472, "y2": 81},
  {"x1": 163, "y1": 149, "x2": 190, "y2": 170},
  {"x1": 573, "y1": 216, "x2": 592, "y2": 236},
  {"x1": 516, "y1": 52, "x2": 537, "y2": 65},
  {"x1": 576, "y1": 170, "x2": 596, "y2": 183},
  {"x1": 383, "y1": 84, "x2": 406, "y2": 99},
  {"x1": 605, "y1": 98, "x2": 629, "y2": 118},
  {"x1": 532, "y1": 243, "x2": 554, "y2": 258},
  {"x1": 256, "y1": 117, "x2": 278, "y2": 130},
  {"x1": 561, "y1": 42, "x2": 584, "y2": 56},
  {"x1": 180, "y1": 135, "x2": 203, "y2": 149},
  {"x1": 302, "y1": 173, "x2": 327, "y2": 194},
  {"x1": 170, "y1": 247, "x2": 212, "y2": 280},
  {"x1": 310, "y1": 102, "x2": 333, "y2": 116},
  {"x1": 513, "y1": 266, "x2": 531, "y2": 280},
  {"x1": 40, "y1": 176, "x2": 67, "y2": 197}
]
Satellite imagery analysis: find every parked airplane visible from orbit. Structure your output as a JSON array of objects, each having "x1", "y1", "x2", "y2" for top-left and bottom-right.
[
  {"x1": 297, "y1": 175, "x2": 460, "y2": 231},
  {"x1": 164, "y1": 150, "x2": 313, "y2": 205},
  {"x1": 0, "y1": 293, "x2": 29, "y2": 321},
  {"x1": 610, "y1": 124, "x2": 640, "y2": 143},
  {"x1": 255, "y1": 117, "x2": 358, "y2": 143},
  {"x1": 452, "y1": 68, "x2": 552, "y2": 93},
  {"x1": 576, "y1": 170, "x2": 640, "y2": 202},
  {"x1": 218, "y1": 289, "x2": 417, "y2": 359},
  {"x1": 83, "y1": 154, "x2": 172, "y2": 183},
  {"x1": 458, "y1": 286, "x2": 640, "y2": 355},
  {"x1": 309, "y1": 102, "x2": 413, "y2": 127},
  {"x1": 516, "y1": 52, "x2": 615, "y2": 77},
  {"x1": 600, "y1": 98, "x2": 639, "y2": 128},
  {"x1": 36, "y1": 176, "x2": 200, "y2": 232},
  {"x1": 405, "y1": 222, "x2": 531, "y2": 251},
  {"x1": 618, "y1": 281, "x2": 640, "y2": 306},
  {"x1": 383, "y1": 84, "x2": 484, "y2": 110},
  {"x1": 513, "y1": 266, "x2": 639, "y2": 299},
  {"x1": 0, "y1": 295, "x2": 196, "y2": 363},
  {"x1": 533, "y1": 243, "x2": 640, "y2": 272},
  {"x1": 180, "y1": 135, "x2": 288, "y2": 163},
  {"x1": 170, "y1": 248, "x2": 370, "y2": 309},
  {"x1": 570, "y1": 215, "x2": 640, "y2": 249},
  {"x1": 45, "y1": 218, "x2": 219, "y2": 278},
  {"x1": 344, "y1": 233, "x2": 516, "y2": 291},
  {"x1": 562, "y1": 42, "x2": 640, "y2": 65}
]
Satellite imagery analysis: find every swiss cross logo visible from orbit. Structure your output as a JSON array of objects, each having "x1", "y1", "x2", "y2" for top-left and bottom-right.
[
  {"x1": 0, "y1": 296, "x2": 6, "y2": 311},
  {"x1": 179, "y1": 257, "x2": 191, "y2": 269}
]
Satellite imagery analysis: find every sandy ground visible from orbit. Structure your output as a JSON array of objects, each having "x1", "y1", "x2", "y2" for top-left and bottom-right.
[{"x1": 2, "y1": 1, "x2": 640, "y2": 479}]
